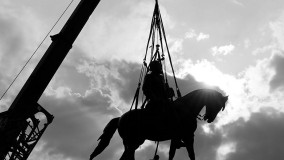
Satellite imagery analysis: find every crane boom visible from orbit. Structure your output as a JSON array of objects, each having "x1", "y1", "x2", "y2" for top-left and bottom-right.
[{"x1": 0, "y1": 0, "x2": 101, "y2": 159}]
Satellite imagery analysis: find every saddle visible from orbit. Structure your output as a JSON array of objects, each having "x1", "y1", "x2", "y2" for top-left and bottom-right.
[{"x1": 143, "y1": 99, "x2": 171, "y2": 113}]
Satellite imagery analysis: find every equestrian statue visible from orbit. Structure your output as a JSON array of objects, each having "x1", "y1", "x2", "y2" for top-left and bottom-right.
[{"x1": 89, "y1": 67, "x2": 228, "y2": 160}]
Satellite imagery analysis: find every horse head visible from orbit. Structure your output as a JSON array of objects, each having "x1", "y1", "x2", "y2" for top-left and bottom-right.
[{"x1": 203, "y1": 94, "x2": 228, "y2": 123}]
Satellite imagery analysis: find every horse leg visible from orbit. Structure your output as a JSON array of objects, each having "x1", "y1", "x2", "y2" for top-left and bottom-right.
[
  {"x1": 169, "y1": 139, "x2": 185, "y2": 160},
  {"x1": 169, "y1": 140, "x2": 177, "y2": 160},
  {"x1": 182, "y1": 136, "x2": 195, "y2": 160},
  {"x1": 126, "y1": 146, "x2": 136, "y2": 160},
  {"x1": 119, "y1": 146, "x2": 138, "y2": 160},
  {"x1": 120, "y1": 140, "x2": 142, "y2": 160},
  {"x1": 119, "y1": 145, "x2": 128, "y2": 160}
]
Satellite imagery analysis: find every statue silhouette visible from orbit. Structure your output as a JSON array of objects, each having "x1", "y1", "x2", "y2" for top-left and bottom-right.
[
  {"x1": 90, "y1": 89, "x2": 228, "y2": 160},
  {"x1": 143, "y1": 60, "x2": 182, "y2": 155},
  {"x1": 142, "y1": 60, "x2": 174, "y2": 113}
]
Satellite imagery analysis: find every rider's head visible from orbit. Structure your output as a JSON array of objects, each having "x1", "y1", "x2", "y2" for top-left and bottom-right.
[{"x1": 149, "y1": 61, "x2": 162, "y2": 74}]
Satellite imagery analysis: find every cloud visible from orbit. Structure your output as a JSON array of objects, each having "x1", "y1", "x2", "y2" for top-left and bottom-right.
[
  {"x1": 77, "y1": 0, "x2": 175, "y2": 62},
  {"x1": 218, "y1": 55, "x2": 279, "y2": 126},
  {"x1": 193, "y1": 125, "x2": 223, "y2": 160},
  {"x1": 0, "y1": 5, "x2": 27, "y2": 93},
  {"x1": 216, "y1": 142, "x2": 236, "y2": 160},
  {"x1": 29, "y1": 141, "x2": 70, "y2": 160},
  {"x1": 269, "y1": 50, "x2": 284, "y2": 91},
  {"x1": 185, "y1": 29, "x2": 197, "y2": 39},
  {"x1": 2, "y1": 1, "x2": 284, "y2": 160},
  {"x1": 196, "y1": 32, "x2": 210, "y2": 41},
  {"x1": 173, "y1": 59, "x2": 248, "y2": 128},
  {"x1": 193, "y1": 108, "x2": 284, "y2": 160},
  {"x1": 269, "y1": 13, "x2": 284, "y2": 50},
  {"x1": 36, "y1": 44, "x2": 284, "y2": 160},
  {"x1": 175, "y1": 59, "x2": 234, "y2": 94},
  {"x1": 230, "y1": 0, "x2": 244, "y2": 6},
  {"x1": 174, "y1": 51, "x2": 284, "y2": 131},
  {"x1": 181, "y1": 108, "x2": 284, "y2": 160},
  {"x1": 211, "y1": 44, "x2": 235, "y2": 56},
  {"x1": 0, "y1": 1, "x2": 44, "y2": 68},
  {"x1": 0, "y1": 2, "x2": 213, "y2": 158},
  {"x1": 75, "y1": 58, "x2": 214, "y2": 110},
  {"x1": 38, "y1": 60, "x2": 208, "y2": 160},
  {"x1": 131, "y1": 108, "x2": 284, "y2": 160},
  {"x1": 240, "y1": 51, "x2": 284, "y2": 105},
  {"x1": 0, "y1": 1, "x2": 48, "y2": 108},
  {"x1": 40, "y1": 86, "x2": 121, "y2": 160},
  {"x1": 252, "y1": 44, "x2": 276, "y2": 56},
  {"x1": 244, "y1": 39, "x2": 251, "y2": 49},
  {"x1": 76, "y1": 59, "x2": 142, "y2": 112},
  {"x1": 169, "y1": 38, "x2": 184, "y2": 55},
  {"x1": 223, "y1": 108, "x2": 284, "y2": 160},
  {"x1": 185, "y1": 29, "x2": 210, "y2": 41},
  {"x1": 39, "y1": 51, "x2": 227, "y2": 159}
]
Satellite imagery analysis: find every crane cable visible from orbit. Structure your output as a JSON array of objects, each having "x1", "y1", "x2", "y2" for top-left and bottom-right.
[
  {"x1": 129, "y1": 0, "x2": 160, "y2": 111},
  {"x1": 0, "y1": 0, "x2": 75, "y2": 101}
]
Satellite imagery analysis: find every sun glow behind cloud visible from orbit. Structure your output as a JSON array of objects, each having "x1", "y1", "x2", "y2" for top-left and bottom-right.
[
  {"x1": 177, "y1": 59, "x2": 241, "y2": 93},
  {"x1": 188, "y1": 61, "x2": 224, "y2": 87}
]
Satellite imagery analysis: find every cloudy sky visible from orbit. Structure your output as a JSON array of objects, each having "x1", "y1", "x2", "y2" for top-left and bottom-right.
[{"x1": 1, "y1": 0, "x2": 284, "y2": 160}]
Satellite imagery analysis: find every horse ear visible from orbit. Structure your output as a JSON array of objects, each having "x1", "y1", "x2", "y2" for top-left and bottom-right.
[
  {"x1": 222, "y1": 96, "x2": 228, "y2": 111},
  {"x1": 223, "y1": 96, "x2": 228, "y2": 102}
]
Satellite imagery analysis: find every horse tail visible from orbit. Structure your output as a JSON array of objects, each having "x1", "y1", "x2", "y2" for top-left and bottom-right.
[{"x1": 90, "y1": 117, "x2": 120, "y2": 159}]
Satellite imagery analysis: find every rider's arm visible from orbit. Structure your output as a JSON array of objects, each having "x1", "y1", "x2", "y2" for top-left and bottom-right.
[{"x1": 142, "y1": 75, "x2": 152, "y2": 99}]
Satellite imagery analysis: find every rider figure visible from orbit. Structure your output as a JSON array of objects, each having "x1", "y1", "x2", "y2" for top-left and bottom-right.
[{"x1": 142, "y1": 60, "x2": 174, "y2": 113}]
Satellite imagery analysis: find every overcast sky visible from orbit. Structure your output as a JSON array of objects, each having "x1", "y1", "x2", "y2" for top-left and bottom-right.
[{"x1": 1, "y1": 0, "x2": 284, "y2": 160}]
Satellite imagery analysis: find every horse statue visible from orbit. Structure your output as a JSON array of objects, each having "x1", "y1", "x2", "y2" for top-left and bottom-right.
[{"x1": 90, "y1": 89, "x2": 228, "y2": 160}]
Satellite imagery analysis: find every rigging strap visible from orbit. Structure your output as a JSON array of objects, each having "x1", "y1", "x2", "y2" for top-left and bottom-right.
[
  {"x1": 131, "y1": 0, "x2": 182, "y2": 111},
  {"x1": 151, "y1": 0, "x2": 181, "y2": 98}
]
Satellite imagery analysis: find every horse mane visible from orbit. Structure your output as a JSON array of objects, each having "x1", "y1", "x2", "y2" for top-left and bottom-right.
[
  {"x1": 178, "y1": 88, "x2": 222, "y2": 102},
  {"x1": 173, "y1": 88, "x2": 225, "y2": 116},
  {"x1": 184, "y1": 88, "x2": 224, "y2": 100}
]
